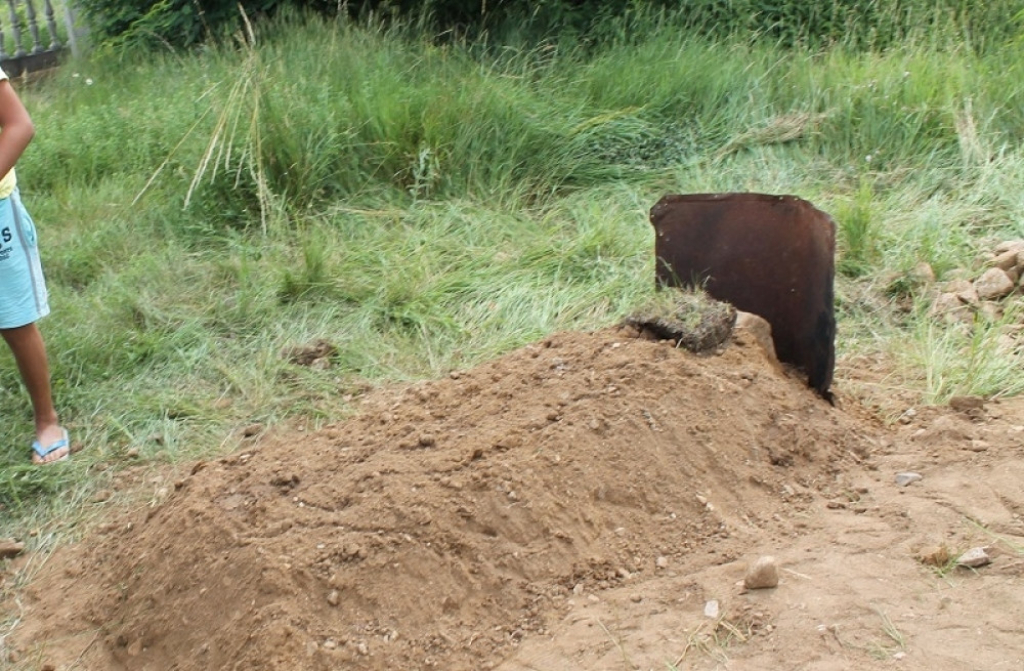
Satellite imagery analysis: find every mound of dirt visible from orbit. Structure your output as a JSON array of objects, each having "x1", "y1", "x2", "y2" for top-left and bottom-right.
[{"x1": 9, "y1": 322, "x2": 885, "y2": 670}]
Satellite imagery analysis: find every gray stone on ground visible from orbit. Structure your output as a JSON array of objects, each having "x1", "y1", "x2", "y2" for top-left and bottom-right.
[
  {"x1": 956, "y1": 547, "x2": 992, "y2": 569},
  {"x1": 895, "y1": 472, "x2": 923, "y2": 487}
]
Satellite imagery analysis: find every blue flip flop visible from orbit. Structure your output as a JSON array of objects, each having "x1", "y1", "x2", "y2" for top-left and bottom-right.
[{"x1": 31, "y1": 428, "x2": 70, "y2": 464}]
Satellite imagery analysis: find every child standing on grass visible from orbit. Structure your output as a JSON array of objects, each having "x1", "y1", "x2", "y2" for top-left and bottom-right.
[{"x1": 0, "y1": 64, "x2": 68, "y2": 465}]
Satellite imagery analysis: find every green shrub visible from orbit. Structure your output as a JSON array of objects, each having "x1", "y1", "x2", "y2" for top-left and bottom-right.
[
  {"x1": 75, "y1": 0, "x2": 1023, "y2": 53},
  {"x1": 77, "y1": 0, "x2": 337, "y2": 49}
]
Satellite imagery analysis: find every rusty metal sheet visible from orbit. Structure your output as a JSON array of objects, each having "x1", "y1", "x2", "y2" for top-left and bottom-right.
[{"x1": 649, "y1": 193, "x2": 836, "y2": 400}]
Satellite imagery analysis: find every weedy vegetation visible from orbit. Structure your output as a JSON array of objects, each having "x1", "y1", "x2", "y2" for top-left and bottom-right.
[{"x1": 1, "y1": 4, "x2": 1024, "y2": 542}]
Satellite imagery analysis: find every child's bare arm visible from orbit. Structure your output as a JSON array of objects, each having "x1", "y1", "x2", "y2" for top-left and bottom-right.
[{"x1": 0, "y1": 79, "x2": 34, "y2": 181}]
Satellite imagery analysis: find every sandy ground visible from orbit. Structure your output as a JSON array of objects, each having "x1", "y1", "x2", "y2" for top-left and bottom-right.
[{"x1": 3, "y1": 320, "x2": 1024, "y2": 671}]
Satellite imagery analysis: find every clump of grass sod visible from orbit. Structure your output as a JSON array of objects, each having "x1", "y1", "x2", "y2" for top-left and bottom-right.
[{"x1": 2, "y1": 8, "x2": 1024, "y2": 538}]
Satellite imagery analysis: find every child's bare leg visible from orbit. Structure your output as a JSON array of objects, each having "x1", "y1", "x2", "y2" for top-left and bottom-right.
[{"x1": 1, "y1": 323, "x2": 65, "y2": 463}]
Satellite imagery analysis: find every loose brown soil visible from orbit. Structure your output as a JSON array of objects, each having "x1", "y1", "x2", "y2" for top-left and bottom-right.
[{"x1": 5, "y1": 320, "x2": 1024, "y2": 670}]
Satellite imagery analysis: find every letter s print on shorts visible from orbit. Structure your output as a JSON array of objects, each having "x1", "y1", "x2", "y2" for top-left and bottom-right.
[{"x1": 0, "y1": 189, "x2": 49, "y2": 329}]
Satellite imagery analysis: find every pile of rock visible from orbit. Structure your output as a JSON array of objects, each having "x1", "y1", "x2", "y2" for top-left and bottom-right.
[{"x1": 929, "y1": 240, "x2": 1024, "y2": 324}]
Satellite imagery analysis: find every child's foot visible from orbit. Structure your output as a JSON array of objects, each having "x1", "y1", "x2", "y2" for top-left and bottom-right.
[{"x1": 31, "y1": 427, "x2": 70, "y2": 465}]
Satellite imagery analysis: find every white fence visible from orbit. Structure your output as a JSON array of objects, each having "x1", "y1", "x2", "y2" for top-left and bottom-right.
[{"x1": 0, "y1": 0, "x2": 78, "y2": 76}]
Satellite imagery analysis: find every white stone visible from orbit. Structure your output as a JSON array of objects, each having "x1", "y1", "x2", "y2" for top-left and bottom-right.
[
  {"x1": 957, "y1": 547, "x2": 992, "y2": 568},
  {"x1": 895, "y1": 472, "x2": 923, "y2": 487}
]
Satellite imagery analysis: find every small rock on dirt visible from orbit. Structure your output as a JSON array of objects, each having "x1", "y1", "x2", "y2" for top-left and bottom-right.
[
  {"x1": 895, "y1": 472, "x2": 922, "y2": 487},
  {"x1": 929, "y1": 292, "x2": 969, "y2": 323},
  {"x1": 949, "y1": 396, "x2": 985, "y2": 413},
  {"x1": 995, "y1": 239, "x2": 1024, "y2": 255},
  {"x1": 957, "y1": 547, "x2": 992, "y2": 569},
  {"x1": 975, "y1": 267, "x2": 1015, "y2": 300},
  {"x1": 910, "y1": 261, "x2": 936, "y2": 284},
  {"x1": 734, "y1": 311, "x2": 778, "y2": 363},
  {"x1": 281, "y1": 339, "x2": 336, "y2": 367},
  {"x1": 744, "y1": 556, "x2": 780, "y2": 590},
  {"x1": 916, "y1": 545, "x2": 950, "y2": 566},
  {"x1": 0, "y1": 540, "x2": 25, "y2": 559},
  {"x1": 992, "y1": 249, "x2": 1020, "y2": 271},
  {"x1": 704, "y1": 599, "x2": 720, "y2": 618}
]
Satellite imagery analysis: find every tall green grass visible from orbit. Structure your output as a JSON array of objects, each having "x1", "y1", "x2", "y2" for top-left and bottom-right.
[{"x1": 2, "y1": 8, "x2": 1024, "y2": 524}]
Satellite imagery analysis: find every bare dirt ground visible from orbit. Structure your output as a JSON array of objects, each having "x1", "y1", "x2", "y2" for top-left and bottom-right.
[{"x1": 4, "y1": 318, "x2": 1024, "y2": 671}]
